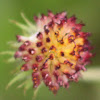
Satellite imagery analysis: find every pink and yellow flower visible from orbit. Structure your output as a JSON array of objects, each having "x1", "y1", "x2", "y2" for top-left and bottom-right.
[{"x1": 14, "y1": 11, "x2": 93, "y2": 94}]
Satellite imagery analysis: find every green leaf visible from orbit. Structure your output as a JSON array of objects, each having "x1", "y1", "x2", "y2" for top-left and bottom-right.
[
  {"x1": 9, "y1": 19, "x2": 30, "y2": 32},
  {"x1": 0, "y1": 51, "x2": 14, "y2": 55},
  {"x1": 7, "y1": 57, "x2": 15, "y2": 63},
  {"x1": 17, "y1": 81, "x2": 26, "y2": 89},
  {"x1": 21, "y1": 13, "x2": 36, "y2": 29},
  {"x1": 7, "y1": 41, "x2": 21, "y2": 48},
  {"x1": 33, "y1": 82, "x2": 44, "y2": 100},
  {"x1": 24, "y1": 78, "x2": 33, "y2": 94},
  {"x1": 9, "y1": 14, "x2": 37, "y2": 35},
  {"x1": 6, "y1": 71, "x2": 31, "y2": 89}
]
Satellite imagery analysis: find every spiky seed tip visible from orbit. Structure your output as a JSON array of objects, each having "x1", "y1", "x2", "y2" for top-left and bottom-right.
[{"x1": 14, "y1": 11, "x2": 93, "y2": 94}]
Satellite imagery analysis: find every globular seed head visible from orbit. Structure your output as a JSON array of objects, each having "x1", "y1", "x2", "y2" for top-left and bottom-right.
[
  {"x1": 55, "y1": 64, "x2": 61, "y2": 70},
  {"x1": 36, "y1": 42, "x2": 43, "y2": 47},
  {"x1": 19, "y1": 44, "x2": 26, "y2": 51},
  {"x1": 32, "y1": 72, "x2": 40, "y2": 88},
  {"x1": 49, "y1": 45, "x2": 56, "y2": 50},
  {"x1": 55, "y1": 31, "x2": 59, "y2": 37},
  {"x1": 19, "y1": 41, "x2": 31, "y2": 51},
  {"x1": 60, "y1": 51, "x2": 64, "y2": 56},
  {"x1": 24, "y1": 41, "x2": 31, "y2": 46},
  {"x1": 28, "y1": 48, "x2": 35, "y2": 55},
  {"x1": 44, "y1": 28, "x2": 49, "y2": 34},
  {"x1": 14, "y1": 51, "x2": 22, "y2": 58},
  {"x1": 49, "y1": 54, "x2": 54, "y2": 60},
  {"x1": 41, "y1": 47, "x2": 47, "y2": 53},
  {"x1": 32, "y1": 64, "x2": 38, "y2": 72},
  {"x1": 21, "y1": 64, "x2": 29, "y2": 71},
  {"x1": 68, "y1": 35, "x2": 75, "y2": 43},
  {"x1": 22, "y1": 55, "x2": 31, "y2": 62},
  {"x1": 70, "y1": 51, "x2": 75, "y2": 56},
  {"x1": 41, "y1": 63, "x2": 48, "y2": 70},
  {"x1": 16, "y1": 35, "x2": 22, "y2": 42},
  {"x1": 36, "y1": 55, "x2": 43, "y2": 62},
  {"x1": 37, "y1": 32, "x2": 43, "y2": 40},
  {"x1": 46, "y1": 37, "x2": 51, "y2": 42},
  {"x1": 14, "y1": 11, "x2": 93, "y2": 94}
]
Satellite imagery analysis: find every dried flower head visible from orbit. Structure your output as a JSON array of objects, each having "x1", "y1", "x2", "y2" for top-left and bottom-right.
[{"x1": 12, "y1": 11, "x2": 93, "y2": 94}]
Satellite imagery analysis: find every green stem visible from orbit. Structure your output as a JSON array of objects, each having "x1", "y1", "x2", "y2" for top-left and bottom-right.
[
  {"x1": 32, "y1": 82, "x2": 44, "y2": 100},
  {"x1": 81, "y1": 68, "x2": 100, "y2": 82}
]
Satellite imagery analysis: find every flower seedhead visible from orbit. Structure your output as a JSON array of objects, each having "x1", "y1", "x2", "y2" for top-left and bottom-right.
[{"x1": 14, "y1": 11, "x2": 93, "y2": 94}]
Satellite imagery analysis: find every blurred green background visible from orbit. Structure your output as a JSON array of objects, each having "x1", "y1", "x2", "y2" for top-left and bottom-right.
[{"x1": 0, "y1": 0, "x2": 100, "y2": 100}]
